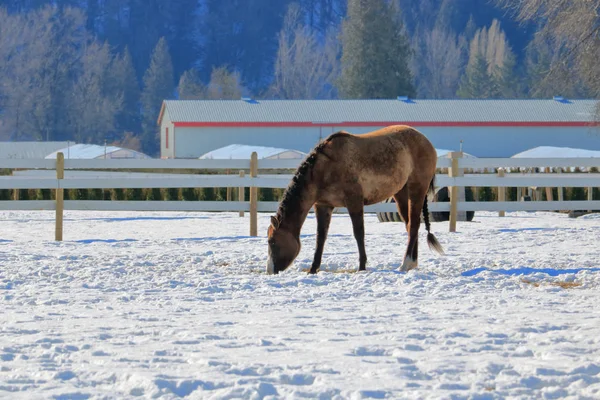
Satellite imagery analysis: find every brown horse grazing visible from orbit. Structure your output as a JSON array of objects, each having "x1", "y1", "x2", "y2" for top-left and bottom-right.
[{"x1": 266, "y1": 125, "x2": 444, "y2": 275}]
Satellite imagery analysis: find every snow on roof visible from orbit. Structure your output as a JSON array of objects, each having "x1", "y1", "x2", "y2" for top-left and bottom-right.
[
  {"x1": 0, "y1": 142, "x2": 72, "y2": 159},
  {"x1": 435, "y1": 149, "x2": 476, "y2": 158},
  {"x1": 511, "y1": 146, "x2": 600, "y2": 172},
  {"x1": 45, "y1": 144, "x2": 151, "y2": 159},
  {"x1": 512, "y1": 146, "x2": 600, "y2": 158},
  {"x1": 199, "y1": 144, "x2": 306, "y2": 160}
]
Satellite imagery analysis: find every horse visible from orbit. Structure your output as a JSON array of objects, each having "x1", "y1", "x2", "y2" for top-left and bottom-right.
[{"x1": 266, "y1": 125, "x2": 444, "y2": 275}]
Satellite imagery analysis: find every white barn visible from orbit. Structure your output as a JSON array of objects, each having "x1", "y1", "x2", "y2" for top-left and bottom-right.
[{"x1": 157, "y1": 98, "x2": 599, "y2": 159}]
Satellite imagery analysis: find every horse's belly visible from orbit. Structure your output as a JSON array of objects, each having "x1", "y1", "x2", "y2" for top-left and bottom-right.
[{"x1": 361, "y1": 174, "x2": 407, "y2": 205}]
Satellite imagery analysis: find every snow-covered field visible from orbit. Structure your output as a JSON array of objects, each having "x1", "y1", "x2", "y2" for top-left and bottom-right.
[{"x1": 1, "y1": 210, "x2": 600, "y2": 399}]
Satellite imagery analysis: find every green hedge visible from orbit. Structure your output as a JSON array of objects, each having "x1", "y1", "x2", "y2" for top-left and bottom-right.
[
  {"x1": 0, "y1": 187, "x2": 286, "y2": 202},
  {"x1": 0, "y1": 167, "x2": 596, "y2": 202}
]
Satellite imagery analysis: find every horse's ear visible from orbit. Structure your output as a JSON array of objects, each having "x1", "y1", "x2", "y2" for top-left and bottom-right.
[{"x1": 270, "y1": 216, "x2": 280, "y2": 229}]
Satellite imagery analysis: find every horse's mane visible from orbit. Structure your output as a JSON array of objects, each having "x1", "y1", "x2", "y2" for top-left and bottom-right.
[{"x1": 276, "y1": 132, "x2": 347, "y2": 222}]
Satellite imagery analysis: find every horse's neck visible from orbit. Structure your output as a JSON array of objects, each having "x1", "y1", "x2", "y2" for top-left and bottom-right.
[{"x1": 280, "y1": 183, "x2": 316, "y2": 237}]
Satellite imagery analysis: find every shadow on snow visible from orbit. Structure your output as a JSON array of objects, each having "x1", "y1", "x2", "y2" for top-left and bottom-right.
[{"x1": 462, "y1": 267, "x2": 600, "y2": 277}]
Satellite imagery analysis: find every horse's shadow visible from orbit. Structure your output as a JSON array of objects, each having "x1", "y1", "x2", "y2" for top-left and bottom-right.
[
  {"x1": 497, "y1": 227, "x2": 569, "y2": 233},
  {"x1": 462, "y1": 266, "x2": 600, "y2": 277}
]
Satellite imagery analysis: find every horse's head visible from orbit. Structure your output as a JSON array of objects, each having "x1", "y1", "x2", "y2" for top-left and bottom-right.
[{"x1": 266, "y1": 216, "x2": 300, "y2": 275}]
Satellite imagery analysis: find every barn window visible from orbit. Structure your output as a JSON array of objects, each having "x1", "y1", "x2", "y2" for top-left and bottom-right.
[{"x1": 166, "y1": 127, "x2": 169, "y2": 149}]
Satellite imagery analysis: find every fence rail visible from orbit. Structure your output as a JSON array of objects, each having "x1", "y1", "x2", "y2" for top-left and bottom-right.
[{"x1": 1, "y1": 152, "x2": 599, "y2": 239}]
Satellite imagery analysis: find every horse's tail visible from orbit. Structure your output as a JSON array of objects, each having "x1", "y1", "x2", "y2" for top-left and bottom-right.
[{"x1": 423, "y1": 176, "x2": 445, "y2": 255}]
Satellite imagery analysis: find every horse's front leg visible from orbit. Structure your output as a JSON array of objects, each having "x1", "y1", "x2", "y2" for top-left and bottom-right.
[
  {"x1": 309, "y1": 204, "x2": 334, "y2": 274},
  {"x1": 346, "y1": 199, "x2": 367, "y2": 271}
]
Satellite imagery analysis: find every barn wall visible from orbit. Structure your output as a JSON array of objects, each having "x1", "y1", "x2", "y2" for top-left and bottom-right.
[
  {"x1": 160, "y1": 109, "x2": 176, "y2": 159},
  {"x1": 170, "y1": 124, "x2": 600, "y2": 158},
  {"x1": 418, "y1": 126, "x2": 600, "y2": 157},
  {"x1": 174, "y1": 127, "x2": 321, "y2": 158}
]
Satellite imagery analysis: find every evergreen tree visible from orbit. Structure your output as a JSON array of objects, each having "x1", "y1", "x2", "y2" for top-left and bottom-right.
[
  {"x1": 457, "y1": 55, "x2": 499, "y2": 98},
  {"x1": 200, "y1": 0, "x2": 294, "y2": 92},
  {"x1": 141, "y1": 37, "x2": 174, "y2": 155},
  {"x1": 127, "y1": 0, "x2": 165, "y2": 79},
  {"x1": 494, "y1": 51, "x2": 521, "y2": 98},
  {"x1": 338, "y1": 0, "x2": 415, "y2": 99},
  {"x1": 178, "y1": 69, "x2": 206, "y2": 100},
  {"x1": 111, "y1": 47, "x2": 141, "y2": 136},
  {"x1": 297, "y1": 0, "x2": 346, "y2": 36},
  {"x1": 163, "y1": 0, "x2": 201, "y2": 78},
  {"x1": 464, "y1": 14, "x2": 477, "y2": 40}
]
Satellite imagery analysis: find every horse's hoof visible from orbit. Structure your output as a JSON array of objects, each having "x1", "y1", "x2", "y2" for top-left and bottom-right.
[{"x1": 400, "y1": 259, "x2": 418, "y2": 272}]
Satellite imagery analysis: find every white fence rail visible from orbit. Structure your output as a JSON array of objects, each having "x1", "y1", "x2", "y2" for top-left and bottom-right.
[{"x1": 1, "y1": 152, "x2": 599, "y2": 239}]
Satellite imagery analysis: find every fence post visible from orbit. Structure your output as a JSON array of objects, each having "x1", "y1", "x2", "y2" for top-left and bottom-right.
[
  {"x1": 544, "y1": 167, "x2": 553, "y2": 202},
  {"x1": 557, "y1": 169, "x2": 564, "y2": 202},
  {"x1": 238, "y1": 170, "x2": 245, "y2": 217},
  {"x1": 226, "y1": 169, "x2": 231, "y2": 201},
  {"x1": 249, "y1": 152, "x2": 258, "y2": 237},
  {"x1": 588, "y1": 167, "x2": 593, "y2": 211},
  {"x1": 497, "y1": 168, "x2": 505, "y2": 217},
  {"x1": 55, "y1": 152, "x2": 65, "y2": 241},
  {"x1": 474, "y1": 168, "x2": 481, "y2": 202},
  {"x1": 448, "y1": 151, "x2": 463, "y2": 233}
]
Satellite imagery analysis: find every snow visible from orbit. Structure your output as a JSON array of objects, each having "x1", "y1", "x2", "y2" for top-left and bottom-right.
[
  {"x1": 435, "y1": 149, "x2": 476, "y2": 159},
  {"x1": 510, "y1": 146, "x2": 600, "y2": 172},
  {"x1": 512, "y1": 146, "x2": 600, "y2": 159},
  {"x1": 199, "y1": 144, "x2": 306, "y2": 160},
  {"x1": 1, "y1": 210, "x2": 600, "y2": 398}
]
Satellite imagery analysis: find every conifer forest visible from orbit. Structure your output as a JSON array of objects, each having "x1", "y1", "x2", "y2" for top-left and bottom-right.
[{"x1": 0, "y1": 0, "x2": 598, "y2": 155}]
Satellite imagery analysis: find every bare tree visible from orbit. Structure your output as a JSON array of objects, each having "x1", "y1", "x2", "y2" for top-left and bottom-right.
[
  {"x1": 469, "y1": 19, "x2": 511, "y2": 74},
  {"x1": 205, "y1": 66, "x2": 247, "y2": 100},
  {"x1": 0, "y1": 6, "x2": 92, "y2": 141},
  {"x1": 463, "y1": 19, "x2": 520, "y2": 97},
  {"x1": 270, "y1": 3, "x2": 340, "y2": 99},
  {"x1": 0, "y1": 8, "x2": 41, "y2": 140},
  {"x1": 411, "y1": 27, "x2": 467, "y2": 98},
  {"x1": 67, "y1": 42, "x2": 123, "y2": 144},
  {"x1": 497, "y1": 0, "x2": 600, "y2": 103},
  {"x1": 524, "y1": 34, "x2": 589, "y2": 99}
]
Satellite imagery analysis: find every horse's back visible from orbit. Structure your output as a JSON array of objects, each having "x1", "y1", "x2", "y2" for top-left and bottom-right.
[
  {"x1": 316, "y1": 126, "x2": 437, "y2": 206},
  {"x1": 341, "y1": 125, "x2": 437, "y2": 171}
]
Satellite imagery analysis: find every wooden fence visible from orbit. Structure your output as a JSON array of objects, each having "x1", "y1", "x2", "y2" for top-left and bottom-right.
[{"x1": 1, "y1": 152, "x2": 599, "y2": 240}]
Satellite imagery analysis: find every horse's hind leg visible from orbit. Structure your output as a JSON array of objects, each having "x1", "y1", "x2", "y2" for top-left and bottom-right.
[
  {"x1": 400, "y1": 183, "x2": 428, "y2": 272},
  {"x1": 309, "y1": 204, "x2": 334, "y2": 274},
  {"x1": 393, "y1": 185, "x2": 409, "y2": 231}
]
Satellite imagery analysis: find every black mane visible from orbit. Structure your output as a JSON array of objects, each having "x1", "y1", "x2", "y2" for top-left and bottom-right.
[{"x1": 275, "y1": 132, "x2": 346, "y2": 222}]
